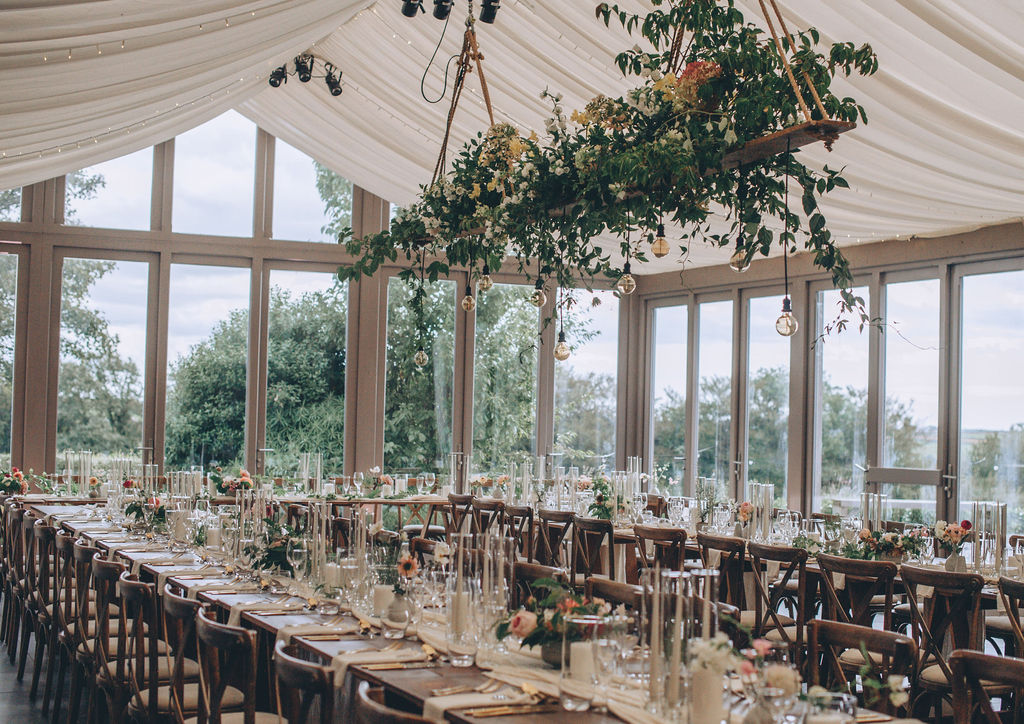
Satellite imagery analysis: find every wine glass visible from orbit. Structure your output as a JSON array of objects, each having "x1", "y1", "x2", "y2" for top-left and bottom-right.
[
  {"x1": 352, "y1": 472, "x2": 364, "y2": 497},
  {"x1": 287, "y1": 539, "x2": 308, "y2": 592}
]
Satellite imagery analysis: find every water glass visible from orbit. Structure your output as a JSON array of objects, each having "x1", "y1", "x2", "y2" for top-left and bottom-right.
[
  {"x1": 287, "y1": 539, "x2": 308, "y2": 589},
  {"x1": 445, "y1": 574, "x2": 478, "y2": 667},
  {"x1": 805, "y1": 691, "x2": 857, "y2": 723},
  {"x1": 558, "y1": 615, "x2": 601, "y2": 711}
]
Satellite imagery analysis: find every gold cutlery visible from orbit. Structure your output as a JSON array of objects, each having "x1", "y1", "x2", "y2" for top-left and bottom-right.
[
  {"x1": 855, "y1": 716, "x2": 893, "y2": 723},
  {"x1": 363, "y1": 661, "x2": 440, "y2": 671},
  {"x1": 461, "y1": 704, "x2": 562, "y2": 717}
]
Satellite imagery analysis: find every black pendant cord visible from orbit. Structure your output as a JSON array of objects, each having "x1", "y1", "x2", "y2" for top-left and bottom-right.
[{"x1": 783, "y1": 137, "x2": 791, "y2": 298}]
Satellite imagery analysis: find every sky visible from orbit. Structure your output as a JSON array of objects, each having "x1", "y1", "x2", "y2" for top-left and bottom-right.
[{"x1": 11, "y1": 109, "x2": 1024, "y2": 450}]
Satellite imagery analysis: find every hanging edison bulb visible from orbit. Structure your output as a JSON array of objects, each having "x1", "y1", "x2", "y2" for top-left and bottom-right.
[
  {"x1": 553, "y1": 331, "x2": 571, "y2": 361},
  {"x1": 775, "y1": 296, "x2": 799, "y2": 337},
  {"x1": 413, "y1": 347, "x2": 429, "y2": 366},
  {"x1": 529, "y1": 279, "x2": 547, "y2": 308},
  {"x1": 616, "y1": 262, "x2": 636, "y2": 295},
  {"x1": 651, "y1": 223, "x2": 670, "y2": 259},
  {"x1": 477, "y1": 264, "x2": 494, "y2": 292},
  {"x1": 461, "y1": 284, "x2": 476, "y2": 312},
  {"x1": 729, "y1": 238, "x2": 751, "y2": 272}
]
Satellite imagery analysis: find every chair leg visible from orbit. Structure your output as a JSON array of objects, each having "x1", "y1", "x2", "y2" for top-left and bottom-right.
[
  {"x1": 84, "y1": 667, "x2": 97, "y2": 724},
  {"x1": 66, "y1": 659, "x2": 83, "y2": 724},
  {"x1": 50, "y1": 646, "x2": 67, "y2": 724},
  {"x1": 16, "y1": 607, "x2": 32, "y2": 680},
  {"x1": 7, "y1": 594, "x2": 20, "y2": 662},
  {"x1": 42, "y1": 630, "x2": 59, "y2": 714},
  {"x1": 30, "y1": 620, "x2": 46, "y2": 698}
]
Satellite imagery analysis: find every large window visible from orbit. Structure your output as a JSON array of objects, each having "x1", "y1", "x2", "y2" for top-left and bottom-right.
[
  {"x1": 883, "y1": 278, "x2": 940, "y2": 469},
  {"x1": 384, "y1": 278, "x2": 455, "y2": 474},
  {"x1": 697, "y1": 299, "x2": 733, "y2": 494},
  {"x1": 57, "y1": 258, "x2": 148, "y2": 456},
  {"x1": 746, "y1": 296, "x2": 791, "y2": 505},
  {"x1": 164, "y1": 264, "x2": 251, "y2": 469},
  {"x1": 172, "y1": 111, "x2": 256, "y2": 237},
  {"x1": 472, "y1": 283, "x2": 538, "y2": 472},
  {"x1": 0, "y1": 253, "x2": 16, "y2": 465},
  {"x1": 812, "y1": 287, "x2": 870, "y2": 515},
  {"x1": 553, "y1": 289, "x2": 619, "y2": 471},
  {"x1": 0, "y1": 188, "x2": 19, "y2": 222},
  {"x1": 272, "y1": 140, "x2": 350, "y2": 243},
  {"x1": 65, "y1": 148, "x2": 152, "y2": 229},
  {"x1": 959, "y1": 268, "x2": 1024, "y2": 528},
  {"x1": 264, "y1": 271, "x2": 348, "y2": 476},
  {"x1": 650, "y1": 304, "x2": 687, "y2": 494}
]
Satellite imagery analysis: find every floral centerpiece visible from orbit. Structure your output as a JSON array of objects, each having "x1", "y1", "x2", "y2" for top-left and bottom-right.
[
  {"x1": 209, "y1": 467, "x2": 253, "y2": 495},
  {"x1": 587, "y1": 471, "x2": 617, "y2": 519},
  {"x1": 0, "y1": 467, "x2": 28, "y2": 495},
  {"x1": 841, "y1": 528, "x2": 926, "y2": 562},
  {"x1": 934, "y1": 519, "x2": 970, "y2": 555},
  {"x1": 495, "y1": 578, "x2": 610, "y2": 667},
  {"x1": 125, "y1": 494, "x2": 166, "y2": 524},
  {"x1": 245, "y1": 510, "x2": 301, "y2": 572}
]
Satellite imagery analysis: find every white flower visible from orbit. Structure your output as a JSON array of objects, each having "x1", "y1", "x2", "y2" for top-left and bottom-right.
[
  {"x1": 889, "y1": 690, "x2": 909, "y2": 707},
  {"x1": 368, "y1": 520, "x2": 384, "y2": 536},
  {"x1": 640, "y1": 67, "x2": 651, "y2": 78},
  {"x1": 369, "y1": 466, "x2": 381, "y2": 475},
  {"x1": 434, "y1": 541, "x2": 450, "y2": 564},
  {"x1": 763, "y1": 663, "x2": 801, "y2": 696},
  {"x1": 651, "y1": 69, "x2": 663, "y2": 81}
]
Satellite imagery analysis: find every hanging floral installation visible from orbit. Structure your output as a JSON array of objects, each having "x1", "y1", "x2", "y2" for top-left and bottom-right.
[{"x1": 336, "y1": 0, "x2": 877, "y2": 354}]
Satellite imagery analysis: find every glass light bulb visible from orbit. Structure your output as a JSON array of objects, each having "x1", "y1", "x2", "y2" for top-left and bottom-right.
[
  {"x1": 529, "y1": 287, "x2": 547, "y2": 308},
  {"x1": 477, "y1": 274, "x2": 493, "y2": 292},
  {"x1": 729, "y1": 247, "x2": 751, "y2": 272},
  {"x1": 651, "y1": 236, "x2": 670, "y2": 258},
  {"x1": 413, "y1": 348, "x2": 429, "y2": 367},
  {"x1": 461, "y1": 291, "x2": 476, "y2": 312},
  {"x1": 775, "y1": 311, "x2": 798, "y2": 337},
  {"x1": 553, "y1": 339, "x2": 571, "y2": 361},
  {"x1": 616, "y1": 273, "x2": 637, "y2": 295}
]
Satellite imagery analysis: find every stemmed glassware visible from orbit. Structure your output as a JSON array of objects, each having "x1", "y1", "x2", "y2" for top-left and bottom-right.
[{"x1": 287, "y1": 538, "x2": 309, "y2": 594}]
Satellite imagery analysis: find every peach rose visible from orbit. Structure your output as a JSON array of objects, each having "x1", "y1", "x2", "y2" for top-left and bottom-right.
[
  {"x1": 508, "y1": 610, "x2": 538, "y2": 638},
  {"x1": 752, "y1": 639, "x2": 773, "y2": 658},
  {"x1": 738, "y1": 501, "x2": 753, "y2": 523},
  {"x1": 858, "y1": 528, "x2": 871, "y2": 540}
]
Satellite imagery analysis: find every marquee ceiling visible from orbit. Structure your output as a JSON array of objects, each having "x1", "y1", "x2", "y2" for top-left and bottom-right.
[{"x1": 2, "y1": 1, "x2": 1023, "y2": 273}]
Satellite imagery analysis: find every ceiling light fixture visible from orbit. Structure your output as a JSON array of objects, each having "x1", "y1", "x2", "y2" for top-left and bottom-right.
[
  {"x1": 432, "y1": 0, "x2": 453, "y2": 20},
  {"x1": 479, "y1": 0, "x2": 500, "y2": 23},
  {"x1": 295, "y1": 54, "x2": 314, "y2": 82},
  {"x1": 401, "y1": 0, "x2": 424, "y2": 17}
]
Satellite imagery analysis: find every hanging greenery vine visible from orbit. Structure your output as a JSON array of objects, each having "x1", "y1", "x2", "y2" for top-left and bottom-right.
[{"x1": 337, "y1": 0, "x2": 877, "y2": 336}]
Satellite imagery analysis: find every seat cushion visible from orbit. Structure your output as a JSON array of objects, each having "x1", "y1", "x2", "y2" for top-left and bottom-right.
[
  {"x1": 101, "y1": 652, "x2": 196, "y2": 683},
  {"x1": 985, "y1": 613, "x2": 1022, "y2": 634},
  {"x1": 764, "y1": 625, "x2": 801, "y2": 643},
  {"x1": 738, "y1": 610, "x2": 794, "y2": 628},
  {"x1": 130, "y1": 681, "x2": 242, "y2": 715},
  {"x1": 837, "y1": 648, "x2": 886, "y2": 668},
  {"x1": 919, "y1": 663, "x2": 1011, "y2": 691},
  {"x1": 185, "y1": 713, "x2": 279, "y2": 724}
]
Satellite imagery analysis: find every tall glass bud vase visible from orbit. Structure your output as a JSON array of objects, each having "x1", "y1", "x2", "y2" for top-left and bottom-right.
[
  {"x1": 690, "y1": 569, "x2": 726, "y2": 724},
  {"x1": 661, "y1": 570, "x2": 691, "y2": 721}
]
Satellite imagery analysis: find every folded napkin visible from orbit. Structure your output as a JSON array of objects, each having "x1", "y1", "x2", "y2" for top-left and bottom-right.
[
  {"x1": 107, "y1": 543, "x2": 162, "y2": 561},
  {"x1": 157, "y1": 565, "x2": 221, "y2": 589},
  {"x1": 416, "y1": 624, "x2": 448, "y2": 654},
  {"x1": 131, "y1": 557, "x2": 188, "y2": 576},
  {"x1": 228, "y1": 600, "x2": 305, "y2": 627},
  {"x1": 186, "y1": 582, "x2": 259, "y2": 601},
  {"x1": 608, "y1": 699, "x2": 663, "y2": 724},
  {"x1": 916, "y1": 585, "x2": 934, "y2": 600},
  {"x1": 329, "y1": 648, "x2": 428, "y2": 685},
  {"x1": 275, "y1": 621, "x2": 360, "y2": 646},
  {"x1": 423, "y1": 688, "x2": 532, "y2": 723}
]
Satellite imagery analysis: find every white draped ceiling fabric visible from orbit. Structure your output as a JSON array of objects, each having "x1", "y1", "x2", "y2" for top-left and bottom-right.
[{"x1": 2, "y1": 1, "x2": 1024, "y2": 271}]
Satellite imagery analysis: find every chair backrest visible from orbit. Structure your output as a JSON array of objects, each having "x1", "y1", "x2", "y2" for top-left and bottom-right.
[
  {"x1": 950, "y1": 649, "x2": 1024, "y2": 724},
  {"x1": 195, "y1": 607, "x2": 260, "y2": 724},
  {"x1": 808, "y1": 620, "x2": 918, "y2": 716},
  {"x1": 447, "y1": 494, "x2": 474, "y2": 535},
  {"x1": 633, "y1": 525, "x2": 686, "y2": 572},
  {"x1": 511, "y1": 561, "x2": 567, "y2": 609},
  {"x1": 163, "y1": 583, "x2": 203, "y2": 723},
  {"x1": 274, "y1": 640, "x2": 335, "y2": 724},
  {"x1": 471, "y1": 498, "x2": 504, "y2": 538},
  {"x1": 409, "y1": 537, "x2": 436, "y2": 566},
  {"x1": 91, "y1": 555, "x2": 128, "y2": 679},
  {"x1": 118, "y1": 572, "x2": 160, "y2": 719},
  {"x1": 572, "y1": 516, "x2": 614, "y2": 581},
  {"x1": 504, "y1": 505, "x2": 533, "y2": 561},
  {"x1": 997, "y1": 576, "x2": 1024, "y2": 654},
  {"x1": 20, "y1": 513, "x2": 39, "y2": 595},
  {"x1": 747, "y1": 542, "x2": 807, "y2": 648},
  {"x1": 535, "y1": 510, "x2": 574, "y2": 568},
  {"x1": 354, "y1": 680, "x2": 430, "y2": 724},
  {"x1": 8, "y1": 506, "x2": 26, "y2": 581},
  {"x1": 286, "y1": 504, "x2": 309, "y2": 531},
  {"x1": 71, "y1": 538, "x2": 102, "y2": 648},
  {"x1": 900, "y1": 564, "x2": 985, "y2": 685},
  {"x1": 645, "y1": 495, "x2": 667, "y2": 519},
  {"x1": 53, "y1": 531, "x2": 77, "y2": 643},
  {"x1": 816, "y1": 553, "x2": 897, "y2": 629},
  {"x1": 882, "y1": 520, "x2": 907, "y2": 533},
  {"x1": 32, "y1": 518, "x2": 57, "y2": 612},
  {"x1": 585, "y1": 578, "x2": 641, "y2": 611},
  {"x1": 331, "y1": 516, "x2": 351, "y2": 550},
  {"x1": 696, "y1": 533, "x2": 746, "y2": 608}
]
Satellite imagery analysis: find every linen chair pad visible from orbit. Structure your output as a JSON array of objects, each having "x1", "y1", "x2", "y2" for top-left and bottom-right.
[
  {"x1": 983, "y1": 613, "x2": 1021, "y2": 634},
  {"x1": 837, "y1": 648, "x2": 886, "y2": 668},
  {"x1": 129, "y1": 681, "x2": 242, "y2": 714},
  {"x1": 764, "y1": 625, "x2": 801, "y2": 643},
  {"x1": 918, "y1": 663, "x2": 1012, "y2": 691},
  {"x1": 76, "y1": 636, "x2": 170, "y2": 658},
  {"x1": 738, "y1": 610, "x2": 794, "y2": 628},
  {"x1": 184, "y1": 713, "x2": 279, "y2": 724},
  {"x1": 101, "y1": 653, "x2": 198, "y2": 683}
]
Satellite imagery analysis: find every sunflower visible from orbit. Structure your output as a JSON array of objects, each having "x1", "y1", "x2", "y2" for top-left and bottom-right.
[{"x1": 397, "y1": 555, "x2": 418, "y2": 578}]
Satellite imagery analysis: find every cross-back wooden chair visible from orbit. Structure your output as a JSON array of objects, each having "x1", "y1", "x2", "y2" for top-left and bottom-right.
[
  {"x1": 0, "y1": 499, "x2": 14, "y2": 648},
  {"x1": 808, "y1": 620, "x2": 918, "y2": 717},
  {"x1": 471, "y1": 498, "x2": 505, "y2": 538},
  {"x1": 355, "y1": 680, "x2": 431, "y2": 724},
  {"x1": 585, "y1": 578, "x2": 641, "y2": 611},
  {"x1": 30, "y1": 519, "x2": 57, "y2": 702},
  {"x1": 192, "y1": 607, "x2": 276, "y2": 724},
  {"x1": 645, "y1": 495, "x2": 667, "y2": 519},
  {"x1": 114, "y1": 571, "x2": 159, "y2": 724},
  {"x1": 696, "y1": 533, "x2": 746, "y2": 611},
  {"x1": 993, "y1": 576, "x2": 1024, "y2": 659},
  {"x1": 511, "y1": 561, "x2": 567, "y2": 609},
  {"x1": 882, "y1": 520, "x2": 908, "y2": 533},
  {"x1": 409, "y1": 537, "x2": 437, "y2": 568},
  {"x1": 48, "y1": 530, "x2": 78, "y2": 724},
  {"x1": 5, "y1": 505, "x2": 26, "y2": 662},
  {"x1": 535, "y1": 509, "x2": 573, "y2": 568},
  {"x1": 950, "y1": 649, "x2": 1024, "y2": 724},
  {"x1": 92, "y1": 555, "x2": 131, "y2": 724},
  {"x1": 900, "y1": 565, "x2": 1001, "y2": 720},
  {"x1": 633, "y1": 525, "x2": 687, "y2": 573},
  {"x1": 571, "y1": 516, "x2": 614, "y2": 584},
  {"x1": 15, "y1": 512, "x2": 40, "y2": 681},
  {"x1": 504, "y1": 505, "x2": 533, "y2": 561},
  {"x1": 67, "y1": 538, "x2": 104, "y2": 724},
  {"x1": 286, "y1": 504, "x2": 309, "y2": 531},
  {"x1": 274, "y1": 640, "x2": 336, "y2": 724},
  {"x1": 331, "y1": 516, "x2": 352, "y2": 550},
  {"x1": 446, "y1": 494, "x2": 474, "y2": 536},
  {"x1": 746, "y1": 542, "x2": 803, "y2": 660}
]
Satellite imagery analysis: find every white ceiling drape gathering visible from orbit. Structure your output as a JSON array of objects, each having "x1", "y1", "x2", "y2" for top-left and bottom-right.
[{"x1": 2, "y1": 1, "x2": 1024, "y2": 270}]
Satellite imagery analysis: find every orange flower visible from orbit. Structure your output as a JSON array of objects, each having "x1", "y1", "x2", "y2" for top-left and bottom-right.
[
  {"x1": 12, "y1": 470, "x2": 23, "y2": 481},
  {"x1": 397, "y1": 555, "x2": 418, "y2": 578}
]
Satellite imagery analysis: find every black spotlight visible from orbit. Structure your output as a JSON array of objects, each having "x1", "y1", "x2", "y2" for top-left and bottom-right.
[
  {"x1": 325, "y1": 69, "x2": 343, "y2": 96},
  {"x1": 268, "y1": 65, "x2": 288, "y2": 88},
  {"x1": 295, "y1": 55, "x2": 314, "y2": 83},
  {"x1": 401, "y1": 0, "x2": 424, "y2": 17},
  {"x1": 432, "y1": 0, "x2": 453, "y2": 20},
  {"x1": 479, "y1": 0, "x2": 500, "y2": 23}
]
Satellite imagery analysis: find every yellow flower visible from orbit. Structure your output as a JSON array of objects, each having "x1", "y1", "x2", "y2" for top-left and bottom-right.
[
  {"x1": 528, "y1": 130, "x2": 539, "y2": 142},
  {"x1": 469, "y1": 183, "x2": 481, "y2": 199},
  {"x1": 486, "y1": 179, "x2": 497, "y2": 191}
]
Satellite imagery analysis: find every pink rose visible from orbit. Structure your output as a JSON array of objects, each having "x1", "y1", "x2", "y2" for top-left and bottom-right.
[
  {"x1": 738, "y1": 501, "x2": 753, "y2": 522},
  {"x1": 740, "y1": 659, "x2": 757, "y2": 677},
  {"x1": 508, "y1": 610, "x2": 538, "y2": 638},
  {"x1": 752, "y1": 638, "x2": 773, "y2": 658}
]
